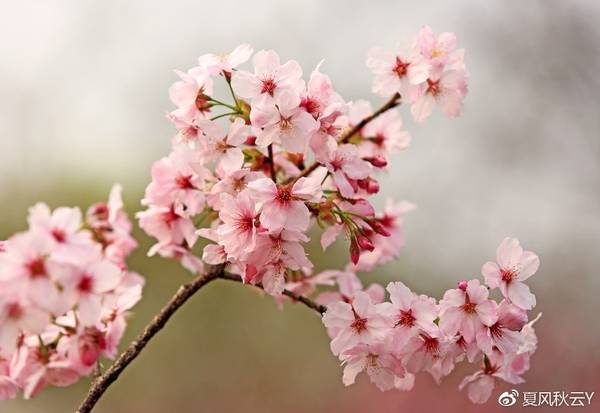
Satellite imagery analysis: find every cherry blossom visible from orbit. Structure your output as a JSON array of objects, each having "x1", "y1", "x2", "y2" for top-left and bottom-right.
[
  {"x1": 6, "y1": 29, "x2": 544, "y2": 408},
  {"x1": 481, "y1": 237, "x2": 540, "y2": 310}
]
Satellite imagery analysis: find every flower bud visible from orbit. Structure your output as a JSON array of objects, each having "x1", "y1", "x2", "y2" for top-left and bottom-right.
[{"x1": 364, "y1": 155, "x2": 388, "y2": 168}]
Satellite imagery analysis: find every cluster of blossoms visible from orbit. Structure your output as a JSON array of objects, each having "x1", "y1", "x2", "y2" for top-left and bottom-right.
[
  {"x1": 136, "y1": 25, "x2": 540, "y2": 404},
  {"x1": 0, "y1": 186, "x2": 143, "y2": 399},
  {"x1": 320, "y1": 237, "x2": 541, "y2": 404},
  {"x1": 0, "y1": 26, "x2": 541, "y2": 407}
]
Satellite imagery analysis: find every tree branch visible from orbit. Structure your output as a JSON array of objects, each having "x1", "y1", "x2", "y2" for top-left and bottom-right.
[
  {"x1": 75, "y1": 264, "x2": 326, "y2": 412},
  {"x1": 284, "y1": 92, "x2": 401, "y2": 185},
  {"x1": 219, "y1": 272, "x2": 327, "y2": 314}
]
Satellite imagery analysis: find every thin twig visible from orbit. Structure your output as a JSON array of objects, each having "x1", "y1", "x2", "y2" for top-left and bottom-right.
[
  {"x1": 284, "y1": 92, "x2": 402, "y2": 185},
  {"x1": 75, "y1": 264, "x2": 326, "y2": 412},
  {"x1": 218, "y1": 272, "x2": 327, "y2": 314},
  {"x1": 75, "y1": 265, "x2": 224, "y2": 413},
  {"x1": 267, "y1": 144, "x2": 277, "y2": 182}
]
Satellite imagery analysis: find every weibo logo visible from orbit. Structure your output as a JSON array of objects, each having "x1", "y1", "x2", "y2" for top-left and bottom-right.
[{"x1": 498, "y1": 390, "x2": 519, "y2": 407}]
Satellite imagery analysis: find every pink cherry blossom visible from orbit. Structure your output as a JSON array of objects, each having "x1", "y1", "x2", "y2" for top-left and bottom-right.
[
  {"x1": 197, "y1": 43, "x2": 253, "y2": 76},
  {"x1": 319, "y1": 142, "x2": 372, "y2": 198},
  {"x1": 476, "y1": 300, "x2": 527, "y2": 355},
  {"x1": 247, "y1": 167, "x2": 326, "y2": 232},
  {"x1": 410, "y1": 69, "x2": 468, "y2": 122},
  {"x1": 322, "y1": 291, "x2": 392, "y2": 356},
  {"x1": 439, "y1": 279, "x2": 498, "y2": 343},
  {"x1": 481, "y1": 237, "x2": 540, "y2": 310},
  {"x1": 251, "y1": 91, "x2": 319, "y2": 153},
  {"x1": 216, "y1": 191, "x2": 258, "y2": 260},
  {"x1": 197, "y1": 117, "x2": 249, "y2": 171},
  {"x1": 340, "y1": 340, "x2": 406, "y2": 391},
  {"x1": 367, "y1": 43, "x2": 430, "y2": 97},
  {"x1": 168, "y1": 67, "x2": 214, "y2": 125},
  {"x1": 232, "y1": 49, "x2": 304, "y2": 105}
]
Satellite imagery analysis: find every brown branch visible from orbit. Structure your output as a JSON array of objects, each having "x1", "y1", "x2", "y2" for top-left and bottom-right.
[
  {"x1": 219, "y1": 272, "x2": 327, "y2": 314},
  {"x1": 75, "y1": 264, "x2": 224, "y2": 413},
  {"x1": 75, "y1": 264, "x2": 326, "y2": 412},
  {"x1": 284, "y1": 92, "x2": 401, "y2": 185}
]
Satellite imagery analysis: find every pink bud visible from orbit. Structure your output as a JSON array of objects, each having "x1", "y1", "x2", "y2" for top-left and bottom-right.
[
  {"x1": 364, "y1": 155, "x2": 388, "y2": 168},
  {"x1": 356, "y1": 235, "x2": 375, "y2": 252},
  {"x1": 245, "y1": 136, "x2": 257, "y2": 145},
  {"x1": 366, "y1": 219, "x2": 391, "y2": 237},
  {"x1": 457, "y1": 280, "x2": 468, "y2": 291},
  {"x1": 349, "y1": 237, "x2": 360, "y2": 265}
]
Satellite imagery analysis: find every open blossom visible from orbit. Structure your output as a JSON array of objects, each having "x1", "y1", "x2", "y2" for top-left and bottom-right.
[
  {"x1": 359, "y1": 109, "x2": 411, "y2": 158},
  {"x1": 416, "y1": 25, "x2": 463, "y2": 70},
  {"x1": 216, "y1": 191, "x2": 258, "y2": 259},
  {"x1": 232, "y1": 49, "x2": 304, "y2": 105},
  {"x1": 410, "y1": 69, "x2": 468, "y2": 122},
  {"x1": 439, "y1": 279, "x2": 497, "y2": 343},
  {"x1": 476, "y1": 300, "x2": 527, "y2": 354},
  {"x1": 341, "y1": 340, "x2": 406, "y2": 391},
  {"x1": 168, "y1": 67, "x2": 214, "y2": 125},
  {"x1": 367, "y1": 44, "x2": 430, "y2": 97},
  {"x1": 197, "y1": 43, "x2": 253, "y2": 76},
  {"x1": 0, "y1": 187, "x2": 143, "y2": 400},
  {"x1": 247, "y1": 167, "x2": 326, "y2": 232},
  {"x1": 320, "y1": 142, "x2": 372, "y2": 198},
  {"x1": 251, "y1": 91, "x2": 319, "y2": 153},
  {"x1": 197, "y1": 117, "x2": 250, "y2": 172},
  {"x1": 481, "y1": 237, "x2": 540, "y2": 310},
  {"x1": 322, "y1": 291, "x2": 392, "y2": 356}
]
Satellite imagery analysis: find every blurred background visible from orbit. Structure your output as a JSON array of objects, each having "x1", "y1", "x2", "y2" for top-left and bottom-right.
[{"x1": 1, "y1": 0, "x2": 599, "y2": 412}]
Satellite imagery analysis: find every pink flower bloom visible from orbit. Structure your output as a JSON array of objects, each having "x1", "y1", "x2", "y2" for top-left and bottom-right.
[
  {"x1": 416, "y1": 26, "x2": 462, "y2": 69},
  {"x1": 247, "y1": 167, "x2": 326, "y2": 232},
  {"x1": 208, "y1": 168, "x2": 264, "y2": 209},
  {"x1": 197, "y1": 43, "x2": 253, "y2": 76},
  {"x1": 410, "y1": 69, "x2": 468, "y2": 122},
  {"x1": 476, "y1": 300, "x2": 527, "y2": 355},
  {"x1": 340, "y1": 340, "x2": 406, "y2": 391},
  {"x1": 0, "y1": 296, "x2": 47, "y2": 353},
  {"x1": 481, "y1": 237, "x2": 540, "y2": 310},
  {"x1": 353, "y1": 200, "x2": 415, "y2": 271},
  {"x1": 143, "y1": 145, "x2": 210, "y2": 218},
  {"x1": 301, "y1": 64, "x2": 346, "y2": 122},
  {"x1": 385, "y1": 281, "x2": 438, "y2": 345},
  {"x1": 439, "y1": 279, "x2": 498, "y2": 343},
  {"x1": 168, "y1": 67, "x2": 214, "y2": 125},
  {"x1": 360, "y1": 109, "x2": 411, "y2": 157},
  {"x1": 27, "y1": 204, "x2": 95, "y2": 263},
  {"x1": 56, "y1": 258, "x2": 123, "y2": 325},
  {"x1": 322, "y1": 291, "x2": 392, "y2": 356},
  {"x1": 231, "y1": 49, "x2": 304, "y2": 105},
  {"x1": 137, "y1": 204, "x2": 198, "y2": 255},
  {"x1": 10, "y1": 340, "x2": 80, "y2": 399},
  {"x1": 367, "y1": 44, "x2": 430, "y2": 97},
  {"x1": 320, "y1": 143, "x2": 372, "y2": 199},
  {"x1": 196, "y1": 118, "x2": 249, "y2": 172},
  {"x1": 251, "y1": 91, "x2": 319, "y2": 153},
  {"x1": 216, "y1": 191, "x2": 258, "y2": 260}
]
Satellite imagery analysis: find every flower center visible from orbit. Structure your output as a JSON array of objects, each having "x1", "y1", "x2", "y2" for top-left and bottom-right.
[
  {"x1": 7, "y1": 302, "x2": 23, "y2": 320},
  {"x1": 276, "y1": 187, "x2": 293, "y2": 204},
  {"x1": 175, "y1": 175, "x2": 194, "y2": 189},
  {"x1": 393, "y1": 57, "x2": 409, "y2": 77},
  {"x1": 26, "y1": 257, "x2": 47, "y2": 279},
  {"x1": 422, "y1": 335, "x2": 440, "y2": 354},
  {"x1": 427, "y1": 79, "x2": 441, "y2": 96},
  {"x1": 461, "y1": 302, "x2": 477, "y2": 314},
  {"x1": 51, "y1": 228, "x2": 66, "y2": 243},
  {"x1": 350, "y1": 317, "x2": 368, "y2": 334},
  {"x1": 500, "y1": 267, "x2": 517, "y2": 283},
  {"x1": 77, "y1": 274, "x2": 94, "y2": 294},
  {"x1": 396, "y1": 309, "x2": 415, "y2": 327},
  {"x1": 260, "y1": 77, "x2": 277, "y2": 96}
]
